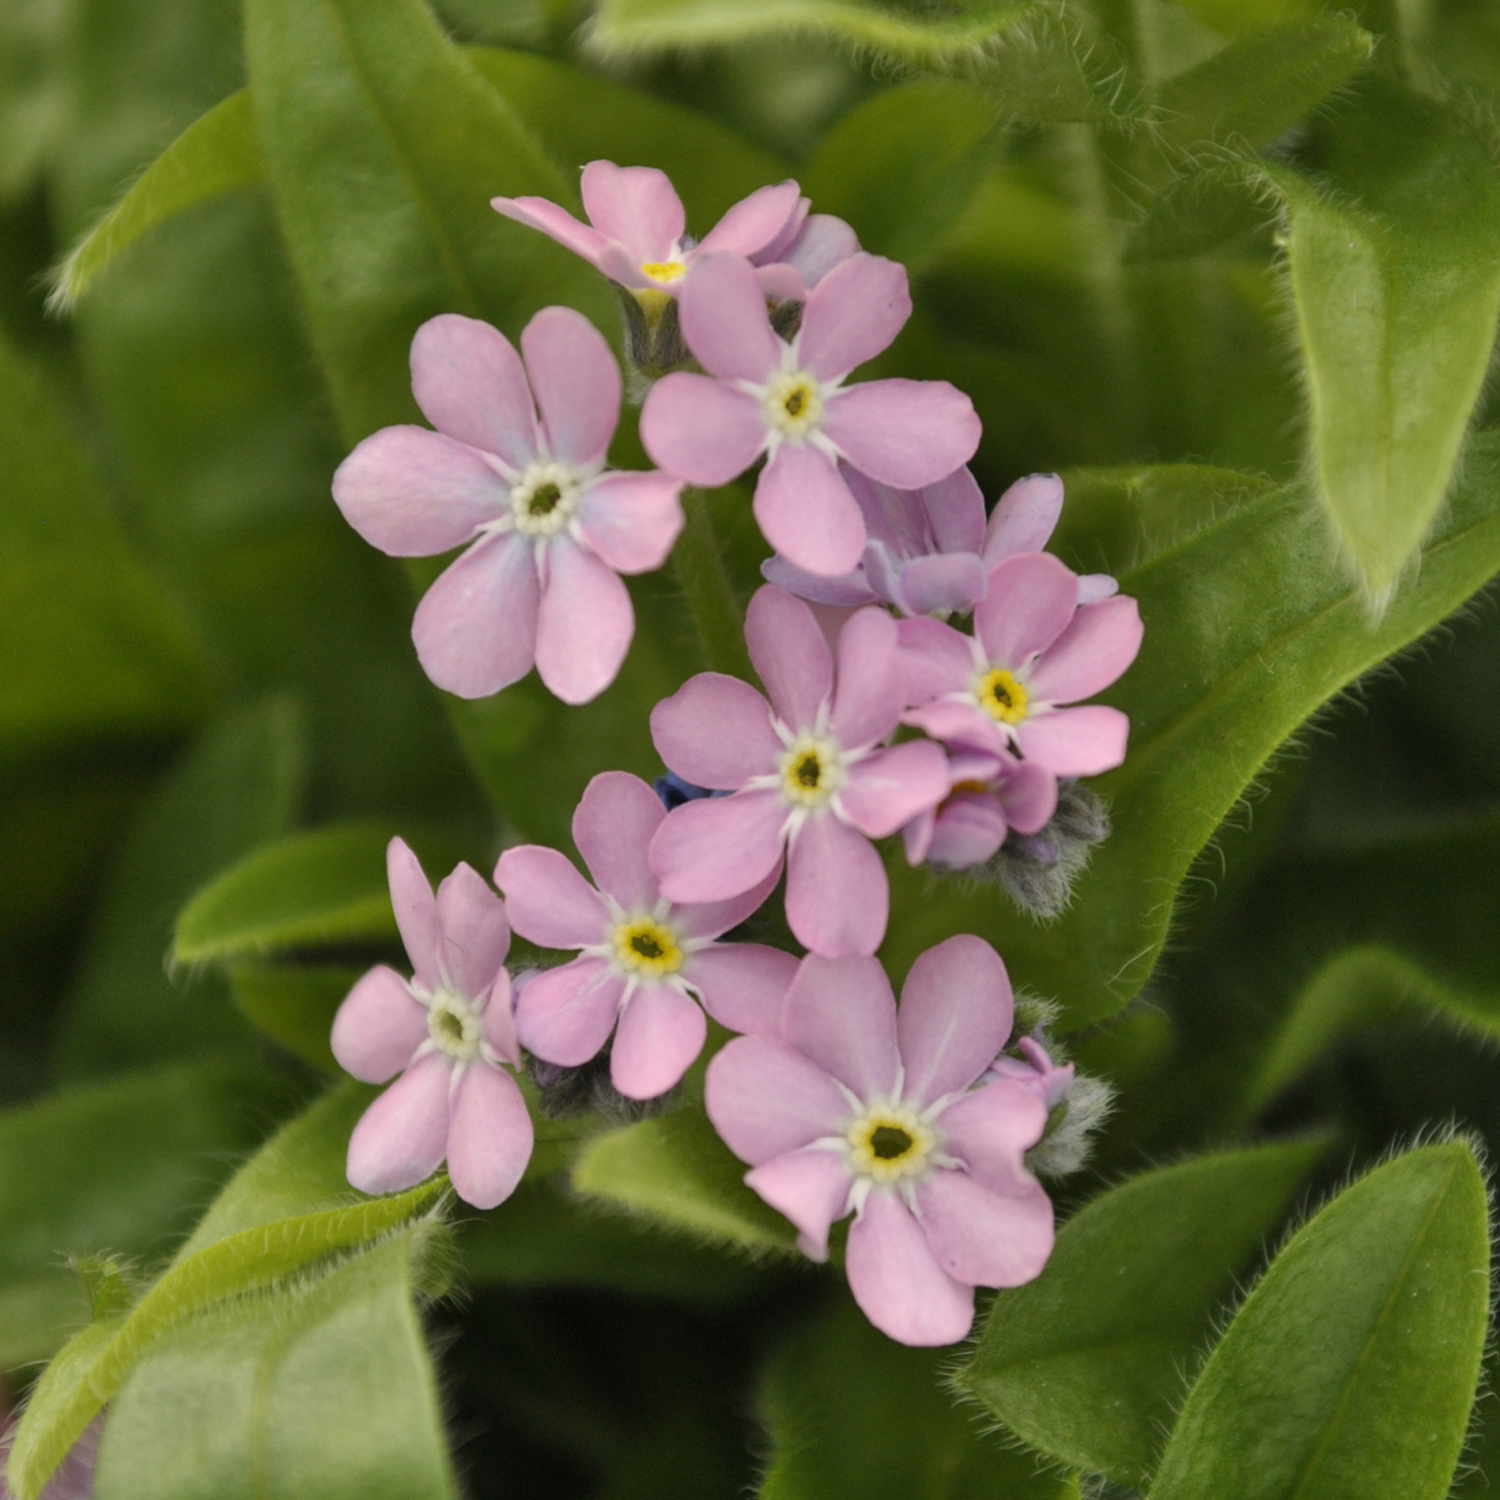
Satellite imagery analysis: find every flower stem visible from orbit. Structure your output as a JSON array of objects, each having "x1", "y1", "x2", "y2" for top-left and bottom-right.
[{"x1": 672, "y1": 488, "x2": 753, "y2": 680}]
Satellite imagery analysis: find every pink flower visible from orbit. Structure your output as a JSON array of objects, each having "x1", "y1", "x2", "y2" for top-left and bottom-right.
[
  {"x1": 648, "y1": 586, "x2": 949, "y2": 958},
  {"x1": 332, "y1": 308, "x2": 683, "y2": 705},
  {"x1": 899, "y1": 552, "x2": 1143, "y2": 777},
  {"x1": 491, "y1": 160, "x2": 805, "y2": 298},
  {"x1": 755, "y1": 212, "x2": 862, "y2": 300},
  {"x1": 494, "y1": 772, "x2": 798, "y2": 1101},
  {"x1": 639, "y1": 251, "x2": 981, "y2": 577},
  {"x1": 706, "y1": 936, "x2": 1054, "y2": 1346},
  {"x1": 986, "y1": 1036, "x2": 1076, "y2": 1112},
  {"x1": 331, "y1": 839, "x2": 532, "y2": 1211},
  {"x1": 902, "y1": 745, "x2": 1057, "y2": 870}
]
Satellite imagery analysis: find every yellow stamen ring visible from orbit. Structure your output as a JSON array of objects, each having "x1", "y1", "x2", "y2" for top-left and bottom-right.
[
  {"x1": 975, "y1": 667, "x2": 1029, "y2": 725},
  {"x1": 640, "y1": 260, "x2": 686, "y2": 284},
  {"x1": 611, "y1": 916, "x2": 684, "y2": 980},
  {"x1": 778, "y1": 734, "x2": 845, "y2": 809},
  {"x1": 846, "y1": 1105, "x2": 936, "y2": 1185}
]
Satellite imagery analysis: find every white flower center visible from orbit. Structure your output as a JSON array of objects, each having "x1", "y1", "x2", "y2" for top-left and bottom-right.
[
  {"x1": 610, "y1": 914, "x2": 684, "y2": 981},
  {"x1": 427, "y1": 990, "x2": 482, "y2": 1063},
  {"x1": 845, "y1": 1102, "x2": 937, "y2": 1186},
  {"x1": 510, "y1": 461, "x2": 584, "y2": 537},
  {"x1": 779, "y1": 732, "x2": 846, "y2": 810},
  {"x1": 763, "y1": 370, "x2": 824, "y2": 440}
]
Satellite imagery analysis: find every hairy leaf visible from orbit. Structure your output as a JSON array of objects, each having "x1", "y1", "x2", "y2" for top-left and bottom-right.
[
  {"x1": 957, "y1": 1138, "x2": 1327, "y2": 1484},
  {"x1": 883, "y1": 438, "x2": 1500, "y2": 1028},
  {"x1": 1151, "y1": 1141, "x2": 1489, "y2": 1500}
]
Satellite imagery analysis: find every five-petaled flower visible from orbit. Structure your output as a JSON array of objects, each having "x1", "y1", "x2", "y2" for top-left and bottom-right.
[
  {"x1": 332, "y1": 307, "x2": 683, "y2": 705},
  {"x1": 331, "y1": 839, "x2": 532, "y2": 1210},
  {"x1": 706, "y1": 936, "x2": 1055, "y2": 1346},
  {"x1": 640, "y1": 251, "x2": 981, "y2": 577},
  {"x1": 495, "y1": 771, "x2": 798, "y2": 1100},
  {"x1": 899, "y1": 552, "x2": 1144, "y2": 777},
  {"x1": 648, "y1": 585, "x2": 949, "y2": 958}
]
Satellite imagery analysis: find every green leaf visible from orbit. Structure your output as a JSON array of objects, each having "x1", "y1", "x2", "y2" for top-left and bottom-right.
[
  {"x1": 92, "y1": 1231, "x2": 456, "y2": 1500},
  {"x1": 759, "y1": 1297, "x2": 1074, "y2": 1500},
  {"x1": 883, "y1": 437, "x2": 1500, "y2": 1029},
  {"x1": 1125, "y1": 158, "x2": 1269, "y2": 262},
  {"x1": 1154, "y1": 19, "x2": 1373, "y2": 152},
  {"x1": 1174, "y1": 0, "x2": 1325, "y2": 37},
  {"x1": 799, "y1": 78, "x2": 999, "y2": 267},
  {"x1": 957, "y1": 1138, "x2": 1327, "y2": 1485},
  {"x1": 49, "y1": 90, "x2": 262, "y2": 308},
  {"x1": 5, "y1": 1083, "x2": 443, "y2": 1499},
  {"x1": 1278, "y1": 80, "x2": 1500, "y2": 603},
  {"x1": 0, "y1": 0, "x2": 69, "y2": 200},
  {"x1": 244, "y1": 0, "x2": 599, "y2": 444},
  {"x1": 0, "y1": 1062, "x2": 275, "y2": 1369},
  {"x1": 228, "y1": 963, "x2": 360, "y2": 1074},
  {"x1": 172, "y1": 822, "x2": 469, "y2": 966},
  {"x1": 571, "y1": 1105, "x2": 797, "y2": 1255},
  {"x1": 0, "y1": 328, "x2": 213, "y2": 764},
  {"x1": 54, "y1": 699, "x2": 305, "y2": 1079},
  {"x1": 1151, "y1": 1140, "x2": 1490, "y2": 1500}
]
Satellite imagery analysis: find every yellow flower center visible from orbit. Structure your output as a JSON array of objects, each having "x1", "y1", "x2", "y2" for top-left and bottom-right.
[
  {"x1": 846, "y1": 1105, "x2": 936, "y2": 1185},
  {"x1": 611, "y1": 916, "x2": 684, "y2": 980},
  {"x1": 763, "y1": 371, "x2": 824, "y2": 439},
  {"x1": 427, "y1": 992, "x2": 482, "y2": 1063},
  {"x1": 975, "y1": 667, "x2": 1029, "y2": 725},
  {"x1": 640, "y1": 260, "x2": 686, "y2": 284},
  {"x1": 778, "y1": 733, "x2": 844, "y2": 809}
]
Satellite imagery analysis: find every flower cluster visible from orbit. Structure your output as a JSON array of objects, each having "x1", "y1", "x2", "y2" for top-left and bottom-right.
[{"x1": 329, "y1": 159, "x2": 1142, "y2": 1347}]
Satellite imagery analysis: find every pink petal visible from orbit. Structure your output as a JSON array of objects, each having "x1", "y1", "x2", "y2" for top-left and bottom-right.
[
  {"x1": 838, "y1": 740, "x2": 950, "y2": 839},
  {"x1": 797, "y1": 252, "x2": 911, "y2": 382},
  {"x1": 775, "y1": 213, "x2": 860, "y2": 291},
  {"x1": 938, "y1": 1077, "x2": 1049, "y2": 1195},
  {"x1": 684, "y1": 942, "x2": 799, "y2": 1033},
  {"x1": 579, "y1": 161, "x2": 684, "y2": 262},
  {"x1": 535, "y1": 539, "x2": 633, "y2": 705},
  {"x1": 572, "y1": 770, "x2": 663, "y2": 912},
  {"x1": 1079, "y1": 573, "x2": 1120, "y2": 604},
  {"x1": 387, "y1": 837, "x2": 441, "y2": 991},
  {"x1": 996, "y1": 757, "x2": 1058, "y2": 835},
  {"x1": 822, "y1": 379, "x2": 980, "y2": 490},
  {"x1": 982, "y1": 473, "x2": 1065, "y2": 566},
  {"x1": 412, "y1": 532, "x2": 539, "y2": 700},
  {"x1": 753, "y1": 193, "x2": 809, "y2": 265},
  {"x1": 902, "y1": 699, "x2": 1007, "y2": 756},
  {"x1": 640, "y1": 373, "x2": 767, "y2": 486},
  {"x1": 332, "y1": 427, "x2": 505, "y2": 557},
  {"x1": 676, "y1": 250, "x2": 784, "y2": 382},
  {"x1": 923, "y1": 465, "x2": 987, "y2": 555},
  {"x1": 671, "y1": 864, "x2": 782, "y2": 942},
  {"x1": 649, "y1": 672, "x2": 781, "y2": 789},
  {"x1": 761, "y1": 553, "x2": 879, "y2": 608},
  {"x1": 895, "y1": 616, "x2": 974, "y2": 705},
  {"x1": 1027, "y1": 595, "x2": 1143, "y2": 705},
  {"x1": 704, "y1": 1034, "x2": 850, "y2": 1165},
  {"x1": 744, "y1": 1147, "x2": 852, "y2": 1261},
  {"x1": 330, "y1": 965, "x2": 427, "y2": 1084},
  {"x1": 974, "y1": 551, "x2": 1080, "y2": 670},
  {"x1": 575, "y1": 471, "x2": 684, "y2": 574},
  {"x1": 494, "y1": 844, "x2": 609, "y2": 948},
  {"x1": 828, "y1": 606, "x2": 901, "y2": 748},
  {"x1": 610, "y1": 984, "x2": 708, "y2": 1099},
  {"x1": 435, "y1": 861, "x2": 510, "y2": 1002},
  {"x1": 846, "y1": 1189, "x2": 975, "y2": 1346},
  {"x1": 491, "y1": 195, "x2": 611, "y2": 271},
  {"x1": 786, "y1": 815, "x2": 889, "y2": 958},
  {"x1": 915, "y1": 1168, "x2": 1054, "y2": 1289},
  {"x1": 891, "y1": 554, "x2": 988, "y2": 618},
  {"x1": 446, "y1": 1061, "x2": 534, "y2": 1209},
  {"x1": 903, "y1": 807, "x2": 936, "y2": 866},
  {"x1": 346, "y1": 1052, "x2": 451, "y2": 1196},
  {"x1": 514, "y1": 958, "x2": 625, "y2": 1066},
  {"x1": 753, "y1": 444, "x2": 867, "y2": 578},
  {"x1": 649, "y1": 790, "x2": 788, "y2": 904},
  {"x1": 410, "y1": 313, "x2": 537, "y2": 469},
  {"x1": 897, "y1": 934, "x2": 1013, "y2": 1107},
  {"x1": 483, "y1": 968, "x2": 521, "y2": 1067},
  {"x1": 520, "y1": 306, "x2": 621, "y2": 469},
  {"x1": 698, "y1": 180, "x2": 805, "y2": 257},
  {"x1": 781, "y1": 952, "x2": 899, "y2": 1099},
  {"x1": 1016, "y1": 705, "x2": 1130, "y2": 777},
  {"x1": 745, "y1": 583, "x2": 834, "y2": 730},
  {"x1": 926, "y1": 794, "x2": 1007, "y2": 869}
]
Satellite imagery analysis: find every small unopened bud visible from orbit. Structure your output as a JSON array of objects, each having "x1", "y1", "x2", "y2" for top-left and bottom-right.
[
  {"x1": 525, "y1": 1047, "x2": 673, "y2": 1126},
  {"x1": 986, "y1": 781, "x2": 1110, "y2": 919},
  {"x1": 767, "y1": 298, "x2": 804, "y2": 342}
]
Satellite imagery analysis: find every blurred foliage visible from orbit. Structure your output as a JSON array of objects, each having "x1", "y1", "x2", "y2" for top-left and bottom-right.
[{"x1": 4, "y1": 0, "x2": 1500, "y2": 1492}]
